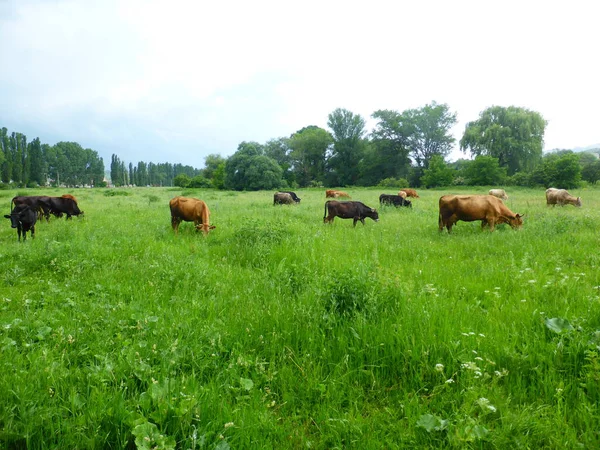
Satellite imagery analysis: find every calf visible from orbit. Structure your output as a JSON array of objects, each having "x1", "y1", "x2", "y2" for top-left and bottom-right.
[{"x1": 4, "y1": 204, "x2": 37, "y2": 241}]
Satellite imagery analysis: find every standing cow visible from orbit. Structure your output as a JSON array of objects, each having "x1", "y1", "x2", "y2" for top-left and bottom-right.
[
  {"x1": 169, "y1": 196, "x2": 216, "y2": 235},
  {"x1": 439, "y1": 194, "x2": 523, "y2": 233},
  {"x1": 399, "y1": 189, "x2": 419, "y2": 198},
  {"x1": 545, "y1": 188, "x2": 581, "y2": 207},
  {"x1": 4, "y1": 204, "x2": 37, "y2": 241},
  {"x1": 324, "y1": 201, "x2": 379, "y2": 227}
]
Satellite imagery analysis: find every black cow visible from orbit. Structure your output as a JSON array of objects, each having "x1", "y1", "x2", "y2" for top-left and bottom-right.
[
  {"x1": 280, "y1": 191, "x2": 301, "y2": 203},
  {"x1": 379, "y1": 194, "x2": 412, "y2": 208},
  {"x1": 40, "y1": 197, "x2": 83, "y2": 219},
  {"x1": 12, "y1": 195, "x2": 52, "y2": 221},
  {"x1": 4, "y1": 204, "x2": 37, "y2": 241},
  {"x1": 323, "y1": 201, "x2": 379, "y2": 227}
]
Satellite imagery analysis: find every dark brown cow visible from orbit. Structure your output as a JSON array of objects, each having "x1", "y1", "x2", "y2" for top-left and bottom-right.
[
  {"x1": 399, "y1": 189, "x2": 419, "y2": 198},
  {"x1": 325, "y1": 189, "x2": 351, "y2": 198},
  {"x1": 439, "y1": 194, "x2": 523, "y2": 233},
  {"x1": 41, "y1": 197, "x2": 83, "y2": 220},
  {"x1": 379, "y1": 194, "x2": 412, "y2": 208},
  {"x1": 324, "y1": 201, "x2": 379, "y2": 227},
  {"x1": 12, "y1": 196, "x2": 52, "y2": 221},
  {"x1": 169, "y1": 196, "x2": 215, "y2": 235},
  {"x1": 61, "y1": 194, "x2": 78, "y2": 204},
  {"x1": 4, "y1": 204, "x2": 37, "y2": 241}
]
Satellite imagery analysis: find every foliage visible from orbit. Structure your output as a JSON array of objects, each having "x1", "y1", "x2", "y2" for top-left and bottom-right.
[
  {"x1": 369, "y1": 110, "x2": 412, "y2": 181},
  {"x1": 224, "y1": 141, "x2": 283, "y2": 190},
  {"x1": 420, "y1": 155, "x2": 454, "y2": 187},
  {"x1": 378, "y1": 177, "x2": 409, "y2": 188},
  {"x1": 188, "y1": 175, "x2": 212, "y2": 188},
  {"x1": 463, "y1": 156, "x2": 507, "y2": 186},
  {"x1": 173, "y1": 173, "x2": 191, "y2": 188},
  {"x1": 460, "y1": 105, "x2": 546, "y2": 175},
  {"x1": 289, "y1": 126, "x2": 333, "y2": 187},
  {"x1": 326, "y1": 108, "x2": 367, "y2": 186},
  {"x1": 530, "y1": 151, "x2": 582, "y2": 188},
  {"x1": 581, "y1": 155, "x2": 600, "y2": 184}
]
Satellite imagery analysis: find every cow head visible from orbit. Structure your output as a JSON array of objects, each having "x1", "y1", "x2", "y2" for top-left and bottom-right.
[
  {"x1": 195, "y1": 224, "x2": 216, "y2": 235},
  {"x1": 509, "y1": 213, "x2": 524, "y2": 229},
  {"x1": 4, "y1": 213, "x2": 19, "y2": 228},
  {"x1": 371, "y1": 208, "x2": 379, "y2": 222},
  {"x1": 576, "y1": 197, "x2": 582, "y2": 207}
]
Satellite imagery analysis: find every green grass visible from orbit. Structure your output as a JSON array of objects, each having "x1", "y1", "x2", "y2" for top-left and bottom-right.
[{"x1": 1, "y1": 186, "x2": 600, "y2": 449}]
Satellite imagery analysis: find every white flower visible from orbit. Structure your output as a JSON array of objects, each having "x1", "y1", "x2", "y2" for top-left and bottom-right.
[
  {"x1": 224, "y1": 422, "x2": 234, "y2": 428},
  {"x1": 445, "y1": 378, "x2": 454, "y2": 384},
  {"x1": 435, "y1": 363, "x2": 444, "y2": 372},
  {"x1": 477, "y1": 397, "x2": 497, "y2": 412}
]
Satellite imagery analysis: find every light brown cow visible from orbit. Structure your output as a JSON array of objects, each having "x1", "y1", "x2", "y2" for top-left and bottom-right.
[
  {"x1": 399, "y1": 189, "x2": 419, "y2": 198},
  {"x1": 325, "y1": 189, "x2": 351, "y2": 198},
  {"x1": 545, "y1": 188, "x2": 581, "y2": 207},
  {"x1": 488, "y1": 189, "x2": 508, "y2": 201},
  {"x1": 169, "y1": 196, "x2": 216, "y2": 235},
  {"x1": 397, "y1": 191, "x2": 408, "y2": 199},
  {"x1": 439, "y1": 194, "x2": 524, "y2": 233},
  {"x1": 273, "y1": 192, "x2": 294, "y2": 205}
]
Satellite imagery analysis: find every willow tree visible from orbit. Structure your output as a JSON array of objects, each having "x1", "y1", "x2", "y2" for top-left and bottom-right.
[{"x1": 460, "y1": 106, "x2": 546, "y2": 175}]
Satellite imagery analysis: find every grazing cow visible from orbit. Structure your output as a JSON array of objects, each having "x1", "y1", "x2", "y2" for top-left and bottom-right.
[
  {"x1": 325, "y1": 189, "x2": 351, "y2": 198},
  {"x1": 40, "y1": 197, "x2": 83, "y2": 219},
  {"x1": 488, "y1": 189, "x2": 509, "y2": 200},
  {"x1": 439, "y1": 194, "x2": 524, "y2": 233},
  {"x1": 169, "y1": 196, "x2": 216, "y2": 235},
  {"x1": 399, "y1": 189, "x2": 419, "y2": 198},
  {"x1": 545, "y1": 188, "x2": 581, "y2": 207},
  {"x1": 324, "y1": 201, "x2": 379, "y2": 227},
  {"x1": 280, "y1": 191, "x2": 301, "y2": 203},
  {"x1": 379, "y1": 194, "x2": 412, "y2": 208},
  {"x1": 4, "y1": 204, "x2": 37, "y2": 241},
  {"x1": 274, "y1": 192, "x2": 294, "y2": 205},
  {"x1": 397, "y1": 191, "x2": 408, "y2": 199},
  {"x1": 12, "y1": 195, "x2": 52, "y2": 221}
]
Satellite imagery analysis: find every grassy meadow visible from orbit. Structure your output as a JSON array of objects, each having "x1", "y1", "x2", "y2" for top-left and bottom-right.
[{"x1": 1, "y1": 185, "x2": 600, "y2": 449}]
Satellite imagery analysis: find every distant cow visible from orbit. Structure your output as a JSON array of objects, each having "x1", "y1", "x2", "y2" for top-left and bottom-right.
[
  {"x1": 439, "y1": 194, "x2": 524, "y2": 233},
  {"x1": 545, "y1": 188, "x2": 581, "y2": 207},
  {"x1": 4, "y1": 204, "x2": 37, "y2": 241},
  {"x1": 169, "y1": 196, "x2": 216, "y2": 235},
  {"x1": 274, "y1": 192, "x2": 294, "y2": 205},
  {"x1": 41, "y1": 197, "x2": 83, "y2": 219},
  {"x1": 399, "y1": 189, "x2": 419, "y2": 198},
  {"x1": 488, "y1": 189, "x2": 509, "y2": 200},
  {"x1": 397, "y1": 191, "x2": 408, "y2": 199},
  {"x1": 326, "y1": 190, "x2": 351, "y2": 198},
  {"x1": 324, "y1": 201, "x2": 379, "y2": 227},
  {"x1": 279, "y1": 191, "x2": 301, "y2": 203},
  {"x1": 379, "y1": 194, "x2": 412, "y2": 208}
]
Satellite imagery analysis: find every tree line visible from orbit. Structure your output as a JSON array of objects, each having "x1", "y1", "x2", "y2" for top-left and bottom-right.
[{"x1": 3, "y1": 102, "x2": 600, "y2": 190}]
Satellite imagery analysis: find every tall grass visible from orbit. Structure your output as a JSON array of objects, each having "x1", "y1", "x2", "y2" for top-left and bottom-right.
[{"x1": 1, "y1": 186, "x2": 599, "y2": 448}]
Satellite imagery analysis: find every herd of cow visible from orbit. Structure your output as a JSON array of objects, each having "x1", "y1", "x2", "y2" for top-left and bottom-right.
[{"x1": 4, "y1": 187, "x2": 583, "y2": 241}]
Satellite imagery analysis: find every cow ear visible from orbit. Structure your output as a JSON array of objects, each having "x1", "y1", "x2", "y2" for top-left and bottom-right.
[{"x1": 516, "y1": 213, "x2": 525, "y2": 218}]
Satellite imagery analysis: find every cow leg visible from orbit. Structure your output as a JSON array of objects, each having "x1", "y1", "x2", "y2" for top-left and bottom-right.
[
  {"x1": 30, "y1": 225, "x2": 35, "y2": 239},
  {"x1": 171, "y1": 216, "x2": 181, "y2": 234}
]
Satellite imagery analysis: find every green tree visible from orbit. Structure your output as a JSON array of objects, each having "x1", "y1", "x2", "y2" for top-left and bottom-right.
[
  {"x1": 203, "y1": 154, "x2": 226, "y2": 181},
  {"x1": 327, "y1": 108, "x2": 367, "y2": 186},
  {"x1": 369, "y1": 110, "x2": 412, "y2": 182},
  {"x1": 530, "y1": 151, "x2": 581, "y2": 188},
  {"x1": 212, "y1": 163, "x2": 226, "y2": 189},
  {"x1": 27, "y1": 137, "x2": 45, "y2": 185},
  {"x1": 582, "y1": 159, "x2": 600, "y2": 184},
  {"x1": 225, "y1": 141, "x2": 283, "y2": 190},
  {"x1": 420, "y1": 155, "x2": 454, "y2": 188},
  {"x1": 289, "y1": 127, "x2": 333, "y2": 187},
  {"x1": 264, "y1": 138, "x2": 294, "y2": 185},
  {"x1": 173, "y1": 173, "x2": 191, "y2": 187},
  {"x1": 463, "y1": 156, "x2": 506, "y2": 186},
  {"x1": 404, "y1": 101, "x2": 457, "y2": 169},
  {"x1": 460, "y1": 105, "x2": 546, "y2": 175}
]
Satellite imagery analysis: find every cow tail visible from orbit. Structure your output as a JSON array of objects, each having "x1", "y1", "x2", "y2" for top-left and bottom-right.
[{"x1": 324, "y1": 201, "x2": 329, "y2": 221}]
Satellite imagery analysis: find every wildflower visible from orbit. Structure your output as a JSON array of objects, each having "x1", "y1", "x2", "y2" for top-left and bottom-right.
[
  {"x1": 528, "y1": 279, "x2": 536, "y2": 284},
  {"x1": 478, "y1": 333, "x2": 485, "y2": 338},
  {"x1": 435, "y1": 363, "x2": 444, "y2": 372},
  {"x1": 224, "y1": 422, "x2": 234, "y2": 428},
  {"x1": 477, "y1": 397, "x2": 497, "y2": 412},
  {"x1": 445, "y1": 379, "x2": 454, "y2": 384}
]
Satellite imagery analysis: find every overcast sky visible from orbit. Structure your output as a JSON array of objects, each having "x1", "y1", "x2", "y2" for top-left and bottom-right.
[{"x1": 1, "y1": 0, "x2": 598, "y2": 169}]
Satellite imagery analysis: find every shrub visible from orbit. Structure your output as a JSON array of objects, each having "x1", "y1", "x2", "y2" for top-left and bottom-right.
[
  {"x1": 378, "y1": 177, "x2": 409, "y2": 188},
  {"x1": 188, "y1": 175, "x2": 212, "y2": 188},
  {"x1": 103, "y1": 190, "x2": 131, "y2": 197}
]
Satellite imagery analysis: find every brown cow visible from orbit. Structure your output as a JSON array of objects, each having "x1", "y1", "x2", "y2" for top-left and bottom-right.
[
  {"x1": 439, "y1": 194, "x2": 523, "y2": 233},
  {"x1": 61, "y1": 194, "x2": 78, "y2": 204},
  {"x1": 399, "y1": 189, "x2": 419, "y2": 198},
  {"x1": 274, "y1": 192, "x2": 294, "y2": 205},
  {"x1": 324, "y1": 201, "x2": 379, "y2": 226},
  {"x1": 397, "y1": 191, "x2": 407, "y2": 199},
  {"x1": 488, "y1": 189, "x2": 508, "y2": 201},
  {"x1": 545, "y1": 188, "x2": 581, "y2": 207},
  {"x1": 169, "y1": 196, "x2": 216, "y2": 235},
  {"x1": 325, "y1": 189, "x2": 351, "y2": 198}
]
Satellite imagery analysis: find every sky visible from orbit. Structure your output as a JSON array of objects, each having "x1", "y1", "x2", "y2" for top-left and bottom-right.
[{"x1": 1, "y1": 0, "x2": 598, "y2": 169}]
